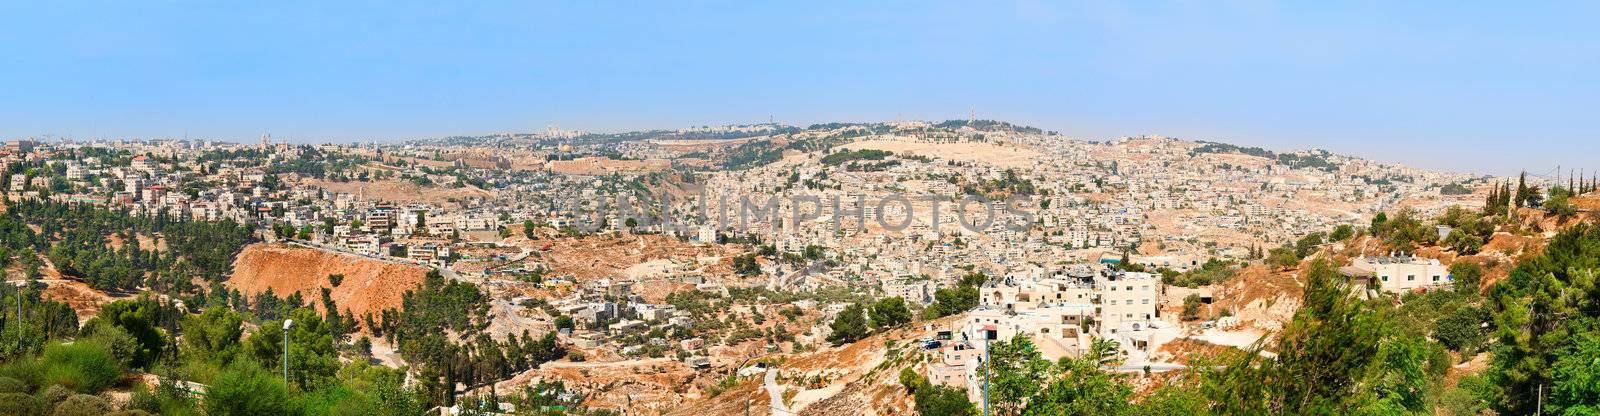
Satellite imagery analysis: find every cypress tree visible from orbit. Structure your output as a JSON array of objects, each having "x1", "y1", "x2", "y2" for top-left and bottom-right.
[
  {"x1": 1497, "y1": 180, "x2": 1510, "y2": 209},
  {"x1": 1485, "y1": 184, "x2": 1499, "y2": 213},
  {"x1": 1515, "y1": 172, "x2": 1528, "y2": 208}
]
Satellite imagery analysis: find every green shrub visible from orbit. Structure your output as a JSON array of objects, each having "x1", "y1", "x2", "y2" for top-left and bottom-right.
[
  {"x1": 50, "y1": 394, "x2": 112, "y2": 416},
  {"x1": 79, "y1": 319, "x2": 143, "y2": 369},
  {"x1": 41, "y1": 384, "x2": 72, "y2": 406},
  {"x1": 0, "y1": 376, "x2": 28, "y2": 393},
  {"x1": 0, "y1": 392, "x2": 41, "y2": 416},
  {"x1": 41, "y1": 342, "x2": 125, "y2": 393},
  {"x1": 126, "y1": 384, "x2": 161, "y2": 414},
  {"x1": 204, "y1": 363, "x2": 294, "y2": 416},
  {"x1": 0, "y1": 357, "x2": 44, "y2": 391}
]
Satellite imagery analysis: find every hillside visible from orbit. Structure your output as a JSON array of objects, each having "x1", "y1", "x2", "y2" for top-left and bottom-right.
[{"x1": 227, "y1": 243, "x2": 431, "y2": 321}]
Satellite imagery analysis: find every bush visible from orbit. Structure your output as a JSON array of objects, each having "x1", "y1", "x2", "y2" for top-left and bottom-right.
[
  {"x1": 42, "y1": 384, "x2": 73, "y2": 406},
  {"x1": 1434, "y1": 306, "x2": 1490, "y2": 353},
  {"x1": 1181, "y1": 294, "x2": 1203, "y2": 321},
  {"x1": 0, "y1": 392, "x2": 41, "y2": 416},
  {"x1": 50, "y1": 394, "x2": 112, "y2": 416},
  {"x1": 1449, "y1": 262, "x2": 1483, "y2": 294},
  {"x1": 0, "y1": 376, "x2": 27, "y2": 393},
  {"x1": 126, "y1": 384, "x2": 161, "y2": 414},
  {"x1": 40, "y1": 342, "x2": 125, "y2": 393},
  {"x1": 78, "y1": 320, "x2": 142, "y2": 370},
  {"x1": 204, "y1": 363, "x2": 294, "y2": 416},
  {"x1": 86, "y1": 298, "x2": 167, "y2": 370},
  {"x1": 899, "y1": 367, "x2": 926, "y2": 393},
  {"x1": 0, "y1": 358, "x2": 44, "y2": 391}
]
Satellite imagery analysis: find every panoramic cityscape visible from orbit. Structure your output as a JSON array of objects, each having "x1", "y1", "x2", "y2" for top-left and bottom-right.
[{"x1": 1, "y1": 2, "x2": 1598, "y2": 416}]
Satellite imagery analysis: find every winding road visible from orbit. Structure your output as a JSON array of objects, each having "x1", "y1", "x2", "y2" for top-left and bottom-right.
[{"x1": 765, "y1": 368, "x2": 791, "y2": 415}]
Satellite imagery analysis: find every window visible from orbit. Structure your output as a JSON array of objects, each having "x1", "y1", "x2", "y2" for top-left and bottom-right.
[
  {"x1": 1142, "y1": 299, "x2": 1150, "y2": 304},
  {"x1": 1407, "y1": 275, "x2": 1415, "y2": 281},
  {"x1": 1432, "y1": 275, "x2": 1440, "y2": 282},
  {"x1": 1381, "y1": 275, "x2": 1389, "y2": 281}
]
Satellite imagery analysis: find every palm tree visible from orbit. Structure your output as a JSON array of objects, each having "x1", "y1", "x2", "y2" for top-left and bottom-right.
[{"x1": 1086, "y1": 338, "x2": 1122, "y2": 368}]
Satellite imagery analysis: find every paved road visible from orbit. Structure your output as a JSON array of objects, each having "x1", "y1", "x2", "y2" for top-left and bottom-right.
[
  {"x1": 1109, "y1": 363, "x2": 1188, "y2": 373},
  {"x1": 537, "y1": 357, "x2": 673, "y2": 369},
  {"x1": 283, "y1": 239, "x2": 465, "y2": 281},
  {"x1": 765, "y1": 368, "x2": 791, "y2": 415}
]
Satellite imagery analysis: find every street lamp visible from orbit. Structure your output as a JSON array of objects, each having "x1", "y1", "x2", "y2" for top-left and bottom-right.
[{"x1": 282, "y1": 319, "x2": 294, "y2": 386}]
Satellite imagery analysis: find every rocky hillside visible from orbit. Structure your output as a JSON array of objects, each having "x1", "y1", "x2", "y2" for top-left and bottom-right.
[{"x1": 228, "y1": 243, "x2": 430, "y2": 321}]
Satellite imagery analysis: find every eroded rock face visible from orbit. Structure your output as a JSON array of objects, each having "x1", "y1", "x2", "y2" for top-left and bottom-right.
[{"x1": 228, "y1": 243, "x2": 429, "y2": 321}]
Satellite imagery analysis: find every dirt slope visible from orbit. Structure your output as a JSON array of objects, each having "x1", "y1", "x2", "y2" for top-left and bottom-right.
[{"x1": 228, "y1": 243, "x2": 429, "y2": 320}]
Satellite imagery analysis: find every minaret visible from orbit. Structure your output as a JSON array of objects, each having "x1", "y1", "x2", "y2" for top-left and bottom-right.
[{"x1": 260, "y1": 133, "x2": 270, "y2": 150}]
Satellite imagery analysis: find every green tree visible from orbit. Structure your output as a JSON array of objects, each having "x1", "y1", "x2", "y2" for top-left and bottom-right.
[
  {"x1": 1293, "y1": 232, "x2": 1325, "y2": 259},
  {"x1": 1265, "y1": 246, "x2": 1299, "y2": 269},
  {"x1": 1448, "y1": 261, "x2": 1483, "y2": 294},
  {"x1": 928, "y1": 274, "x2": 984, "y2": 318},
  {"x1": 250, "y1": 309, "x2": 340, "y2": 391},
  {"x1": 1329, "y1": 224, "x2": 1354, "y2": 242},
  {"x1": 1485, "y1": 223, "x2": 1600, "y2": 415},
  {"x1": 1443, "y1": 229, "x2": 1485, "y2": 255},
  {"x1": 1432, "y1": 305, "x2": 1489, "y2": 352},
  {"x1": 84, "y1": 298, "x2": 166, "y2": 369},
  {"x1": 869, "y1": 297, "x2": 912, "y2": 329},
  {"x1": 1201, "y1": 259, "x2": 1423, "y2": 414},
  {"x1": 915, "y1": 383, "x2": 978, "y2": 416},
  {"x1": 1137, "y1": 383, "x2": 1210, "y2": 415},
  {"x1": 1181, "y1": 294, "x2": 1203, "y2": 321},
  {"x1": 1550, "y1": 330, "x2": 1600, "y2": 414},
  {"x1": 283, "y1": 308, "x2": 341, "y2": 390},
  {"x1": 826, "y1": 304, "x2": 869, "y2": 346},
  {"x1": 182, "y1": 307, "x2": 245, "y2": 366},
  {"x1": 1021, "y1": 359, "x2": 1132, "y2": 415},
  {"x1": 987, "y1": 335, "x2": 1053, "y2": 416},
  {"x1": 1545, "y1": 191, "x2": 1578, "y2": 220}
]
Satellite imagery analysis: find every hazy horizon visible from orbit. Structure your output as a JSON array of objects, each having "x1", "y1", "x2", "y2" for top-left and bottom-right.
[{"x1": 3, "y1": 2, "x2": 1596, "y2": 176}]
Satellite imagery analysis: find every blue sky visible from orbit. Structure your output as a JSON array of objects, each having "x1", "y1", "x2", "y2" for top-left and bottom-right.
[{"x1": 1, "y1": 1, "x2": 1596, "y2": 175}]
